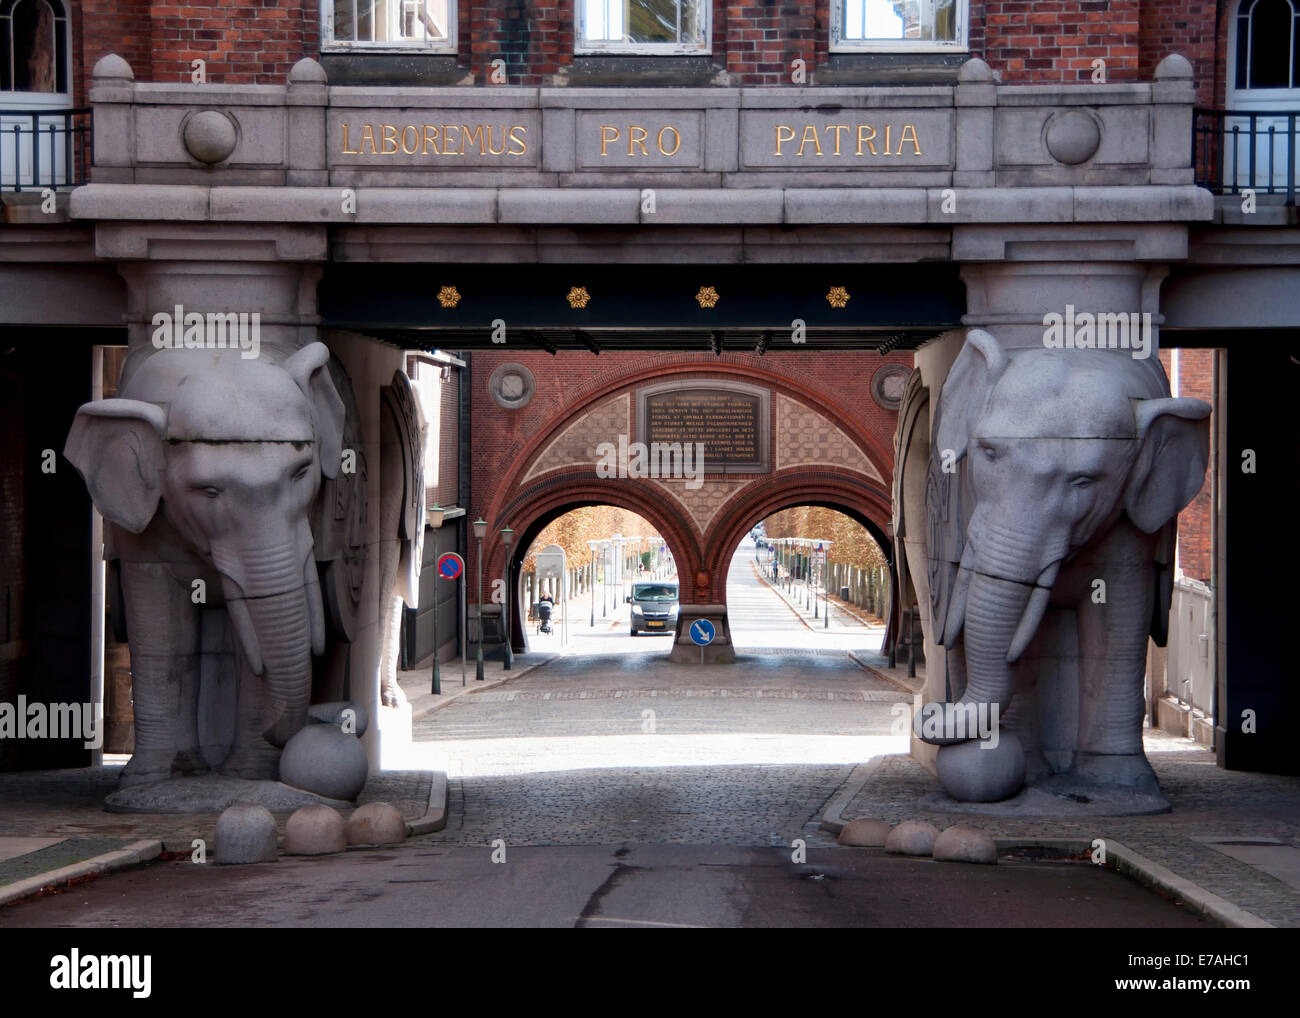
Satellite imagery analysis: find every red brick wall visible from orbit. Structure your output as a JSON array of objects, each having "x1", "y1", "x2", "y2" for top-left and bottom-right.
[
  {"x1": 65, "y1": 1, "x2": 1225, "y2": 93},
  {"x1": 74, "y1": 1, "x2": 153, "y2": 104},
  {"x1": 1175, "y1": 348, "x2": 1214, "y2": 584},
  {"x1": 983, "y1": 0, "x2": 1141, "y2": 83},
  {"x1": 1139, "y1": 0, "x2": 1219, "y2": 107}
]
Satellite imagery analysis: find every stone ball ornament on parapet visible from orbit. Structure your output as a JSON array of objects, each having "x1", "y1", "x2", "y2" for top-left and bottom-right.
[
  {"x1": 902, "y1": 327, "x2": 1210, "y2": 816},
  {"x1": 181, "y1": 109, "x2": 240, "y2": 166}
]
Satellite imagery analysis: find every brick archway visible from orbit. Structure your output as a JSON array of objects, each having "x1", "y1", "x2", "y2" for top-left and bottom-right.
[
  {"x1": 702, "y1": 473, "x2": 893, "y2": 602},
  {"x1": 472, "y1": 349, "x2": 909, "y2": 658}
]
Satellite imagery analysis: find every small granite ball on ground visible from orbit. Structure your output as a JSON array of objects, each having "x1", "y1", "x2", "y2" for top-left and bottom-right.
[
  {"x1": 279, "y1": 724, "x2": 369, "y2": 801},
  {"x1": 347, "y1": 802, "x2": 408, "y2": 846},
  {"x1": 284, "y1": 804, "x2": 347, "y2": 855},
  {"x1": 837, "y1": 818, "x2": 892, "y2": 847},
  {"x1": 214, "y1": 803, "x2": 278, "y2": 864},
  {"x1": 884, "y1": 820, "x2": 940, "y2": 856},
  {"x1": 936, "y1": 732, "x2": 1026, "y2": 803},
  {"x1": 933, "y1": 824, "x2": 999, "y2": 865}
]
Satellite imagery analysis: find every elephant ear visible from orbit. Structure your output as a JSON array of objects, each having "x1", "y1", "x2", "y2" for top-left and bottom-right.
[
  {"x1": 932, "y1": 329, "x2": 1009, "y2": 464},
  {"x1": 285, "y1": 342, "x2": 346, "y2": 479},
  {"x1": 1124, "y1": 396, "x2": 1212, "y2": 534},
  {"x1": 64, "y1": 399, "x2": 167, "y2": 534}
]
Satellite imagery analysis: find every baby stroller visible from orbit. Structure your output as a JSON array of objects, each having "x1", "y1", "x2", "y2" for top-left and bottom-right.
[{"x1": 536, "y1": 597, "x2": 554, "y2": 634}]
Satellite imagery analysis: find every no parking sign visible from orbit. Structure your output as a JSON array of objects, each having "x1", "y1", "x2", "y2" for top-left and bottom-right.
[{"x1": 437, "y1": 552, "x2": 464, "y2": 580}]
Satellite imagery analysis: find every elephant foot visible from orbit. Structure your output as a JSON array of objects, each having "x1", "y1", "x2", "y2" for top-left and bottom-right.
[
  {"x1": 171, "y1": 747, "x2": 211, "y2": 778},
  {"x1": 380, "y1": 680, "x2": 407, "y2": 709},
  {"x1": 218, "y1": 742, "x2": 282, "y2": 782},
  {"x1": 119, "y1": 748, "x2": 179, "y2": 789},
  {"x1": 1064, "y1": 752, "x2": 1163, "y2": 794},
  {"x1": 1033, "y1": 753, "x2": 1169, "y2": 812}
]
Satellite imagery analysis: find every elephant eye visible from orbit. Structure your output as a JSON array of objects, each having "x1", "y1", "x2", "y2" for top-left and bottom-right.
[
  {"x1": 293, "y1": 465, "x2": 311, "y2": 482},
  {"x1": 978, "y1": 442, "x2": 999, "y2": 461},
  {"x1": 199, "y1": 486, "x2": 221, "y2": 499},
  {"x1": 1069, "y1": 475, "x2": 1095, "y2": 489}
]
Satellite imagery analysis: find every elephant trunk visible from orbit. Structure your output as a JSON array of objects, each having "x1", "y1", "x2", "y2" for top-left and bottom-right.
[
  {"x1": 216, "y1": 531, "x2": 323, "y2": 748},
  {"x1": 921, "y1": 516, "x2": 1064, "y2": 746}
]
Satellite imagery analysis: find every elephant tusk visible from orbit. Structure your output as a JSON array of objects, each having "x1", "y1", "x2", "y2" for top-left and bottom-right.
[
  {"x1": 1006, "y1": 560, "x2": 1060, "y2": 664},
  {"x1": 304, "y1": 552, "x2": 326, "y2": 658},
  {"x1": 222, "y1": 577, "x2": 265, "y2": 676},
  {"x1": 940, "y1": 545, "x2": 977, "y2": 647}
]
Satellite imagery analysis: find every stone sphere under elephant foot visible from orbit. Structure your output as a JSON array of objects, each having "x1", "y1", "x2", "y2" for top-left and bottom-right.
[
  {"x1": 278, "y1": 725, "x2": 369, "y2": 801},
  {"x1": 935, "y1": 732, "x2": 1026, "y2": 803}
]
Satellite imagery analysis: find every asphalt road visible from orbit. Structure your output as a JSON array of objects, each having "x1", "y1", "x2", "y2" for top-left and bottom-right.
[{"x1": 0, "y1": 844, "x2": 1210, "y2": 928}]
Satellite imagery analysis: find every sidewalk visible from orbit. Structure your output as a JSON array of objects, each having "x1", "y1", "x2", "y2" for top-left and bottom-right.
[{"x1": 753, "y1": 558, "x2": 887, "y2": 635}]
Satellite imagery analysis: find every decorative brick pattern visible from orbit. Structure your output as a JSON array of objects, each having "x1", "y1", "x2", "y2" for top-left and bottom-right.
[
  {"x1": 648, "y1": 476, "x2": 748, "y2": 533},
  {"x1": 774, "y1": 394, "x2": 884, "y2": 481},
  {"x1": 521, "y1": 393, "x2": 630, "y2": 481}
]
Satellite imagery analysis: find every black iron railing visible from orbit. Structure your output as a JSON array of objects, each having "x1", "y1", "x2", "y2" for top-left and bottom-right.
[
  {"x1": 1194, "y1": 107, "x2": 1300, "y2": 204},
  {"x1": 0, "y1": 107, "x2": 92, "y2": 191}
]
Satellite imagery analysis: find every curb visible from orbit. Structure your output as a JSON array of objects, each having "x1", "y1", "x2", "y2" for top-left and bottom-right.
[
  {"x1": 408, "y1": 771, "x2": 449, "y2": 835},
  {"x1": 819, "y1": 786, "x2": 1275, "y2": 929},
  {"x1": 0, "y1": 839, "x2": 163, "y2": 908},
  {"x1": 407, "y1": 655, "x2": 556, "y2": 723}
]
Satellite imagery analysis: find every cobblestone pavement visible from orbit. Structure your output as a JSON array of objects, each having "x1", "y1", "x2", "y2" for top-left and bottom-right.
[
  {"x1": 415, "y1": 646, "x2": 907, "y2": 848},
  {"x1": 841, "y1": 738, "x2": 1300, "y2": 928}
]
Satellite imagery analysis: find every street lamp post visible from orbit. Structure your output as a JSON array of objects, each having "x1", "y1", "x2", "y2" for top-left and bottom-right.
[
  {"x1": 428, "y1": 503, "x2": 445, "y2": 694},
  {"x1": 600, "y1": 539, "x2": 610, "y2": 618},
  {"x1": 473, "y1": 517, "x2": 487, "y2": 681},
  {"x1": 500, "y1": 526, "x2": 514, "y2": 670},
  {"x1": 588, "y1": 540, "x2": 598, "y2": 626},
  {"x1": 611, "y1": 533, "x2": 624, "y2": 609}
]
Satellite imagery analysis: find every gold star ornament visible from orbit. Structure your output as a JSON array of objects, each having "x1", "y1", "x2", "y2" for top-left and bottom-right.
[
  {"x1": 437, "y1": 286, "x2": 461, "y2": 308},
  {"x1": 826, "y1": 286, "x2": 850, "y2": 309},
  {"x1": 696, "y1": 286, "x2": 720, "y2": 309},
  {"x1": 567, "y1": 286, "x2": 591, "y2": 309}
]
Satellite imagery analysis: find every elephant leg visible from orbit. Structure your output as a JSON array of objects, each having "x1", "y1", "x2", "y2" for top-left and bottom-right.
[
  {"x1": 1057, "y1": 527, "x2": 1164, "y2": 801},
  {"x1": 118, "y1": 562, "x2": 207, "y2": 787}
]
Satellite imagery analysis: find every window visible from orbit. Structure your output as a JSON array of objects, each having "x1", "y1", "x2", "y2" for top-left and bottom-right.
[
  {"x1": 324, "y1": 0, "x2": 455, "y2": 51},
  {"x1": 831, "y1": 0, "x2": 965, "y2": 52},
  {"x1": 0, "y1": 0, "x2": 69, "y2": 95},
  {"x1": 1235, "y1": 0, "x2": 1299, "y2": 89},
  {"x1": 577, "y1": 0, "x2": 709, "y2": 54}
]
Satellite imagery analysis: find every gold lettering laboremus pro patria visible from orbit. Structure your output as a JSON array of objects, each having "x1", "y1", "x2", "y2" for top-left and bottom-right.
[
  {"x1": 773, "y1": 122, "x2": 922, "y2": 157},
  {"x1": 340, "y1": 122, "x2": 529, "y2": 157}
]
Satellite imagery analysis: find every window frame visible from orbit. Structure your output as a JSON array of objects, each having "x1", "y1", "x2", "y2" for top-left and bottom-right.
[
  {"x1": 321, "y1": 0, "x2": 458, "y2": 55},
  {"x1": 0, "y1": 0, "x2": 72, "y2": 103},
  {"x1": 1231, "y1": 0, "x2": 1300, "y2": 93},
  {"x1": 829, "y1": 0, "x2": 968, "y2": 54},
  {"x1": 575, "y1": 0, "x2": 713, "y2": 56}
]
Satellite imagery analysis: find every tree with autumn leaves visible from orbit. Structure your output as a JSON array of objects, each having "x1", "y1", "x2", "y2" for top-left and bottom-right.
[{"x1": 761, "y1": 506, "x2": 887, "y2": 570}]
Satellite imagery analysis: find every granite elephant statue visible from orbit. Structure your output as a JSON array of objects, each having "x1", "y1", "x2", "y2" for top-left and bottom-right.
[
  {"x1": 915, "y1": 328, "x2": 1210, "y2": 812},
  {"x1": 65, "y1": 341, "x2": 364, "y2": 789}
]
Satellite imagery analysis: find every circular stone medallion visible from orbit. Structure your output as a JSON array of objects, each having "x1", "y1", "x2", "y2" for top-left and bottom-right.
[
  {"x1": 489, "y1": 362, "x2": 537, "y2": 410},
  {"x1": 871, "y1": 364, "x2": 912, "y2": 410}
]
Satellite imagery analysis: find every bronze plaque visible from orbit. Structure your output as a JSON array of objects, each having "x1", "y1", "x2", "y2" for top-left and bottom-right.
[{"x1": 637, "y1": 381, "x2": 770, "y2": 473}]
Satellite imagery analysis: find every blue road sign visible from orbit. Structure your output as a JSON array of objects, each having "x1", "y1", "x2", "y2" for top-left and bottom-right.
[
  {"x1": 437, "y1": 552, "x2": 464, "y2": 580},
  {"x1": 689, "y1": 619, "x2": 716, "y2": 646}
]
